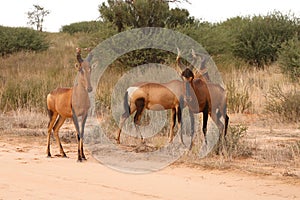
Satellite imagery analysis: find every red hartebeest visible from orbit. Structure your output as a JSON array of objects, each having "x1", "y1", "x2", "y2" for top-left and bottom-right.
[
  {"x1": 115, "y1": 80, "x2": 186, "y2": 145},
  {"x1": 46, "y1": 48, "x2": 93, "y2": 161},
  {"x1": 177, "y1": 49, "x2": 229, "y2": 149}
]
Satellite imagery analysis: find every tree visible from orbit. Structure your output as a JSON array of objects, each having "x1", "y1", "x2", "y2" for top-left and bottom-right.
[
  {"x1": 232, "y1": 12, "x2": 299, "y2": 69},
  {"x1": 99, "y1": 0, "x2": 192, "y2": 32},
  {"x1": 278, "y1": 35, "x2": 300, "y2": 81},
  {"x1": 27, "y1": 5, "x2": 50, "y2": 32},
  {"x1": 167, "y1": 8, "x2": 194, "y2": 28}
]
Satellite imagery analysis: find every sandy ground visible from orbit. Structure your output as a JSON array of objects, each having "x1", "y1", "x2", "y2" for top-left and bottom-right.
[{"x1": 0, "y1": 136, "x2": 300, "y2": 200}]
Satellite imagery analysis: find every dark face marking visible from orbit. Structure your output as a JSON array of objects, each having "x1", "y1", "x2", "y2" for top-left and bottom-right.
[{"x1": 181, "y1": 68, "x2": 194, "y2": 81}]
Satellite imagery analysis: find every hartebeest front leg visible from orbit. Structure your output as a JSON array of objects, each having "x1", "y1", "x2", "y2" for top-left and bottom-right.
[
  {"x1": 116, "y1": 114, "x2": 128, "y2": 144},
  {"x1": 80, "y1": 115, "x2": 88, "y2": 160},
  {"x1": 202, "y1": 109, "x2": 208, "y2": 145},
  {"x1": 134, "y1": 98, "x2": 145, "y2": 144},
  {"x1": 72, "y1": 112, "x2": 86, "y2": 162},
  {"x1": 168, "y1": 108, "x2": 176, "y2": 143},
  {"x1": 188, "y1": 109, "x2": 195, "y2": 150}
]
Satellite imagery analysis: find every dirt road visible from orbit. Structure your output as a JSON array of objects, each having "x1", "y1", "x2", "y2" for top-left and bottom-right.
[{"x1": 0, "y1": 139, "x2": 299, "y2": 200}]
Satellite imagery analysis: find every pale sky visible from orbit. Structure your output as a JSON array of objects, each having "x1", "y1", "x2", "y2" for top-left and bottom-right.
[{"x1": 0, "y1": 0, "x2": 299, "y2": 32}]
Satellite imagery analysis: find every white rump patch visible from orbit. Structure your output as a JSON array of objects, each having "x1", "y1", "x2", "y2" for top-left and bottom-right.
[{"x1": 127, "y1": 86, "x2": 139, "y2": 99}]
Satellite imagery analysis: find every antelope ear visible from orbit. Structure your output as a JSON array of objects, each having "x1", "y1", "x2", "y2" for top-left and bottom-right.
[{"x1": 75, "y1": 63, "x2": 82, "y2": 71}]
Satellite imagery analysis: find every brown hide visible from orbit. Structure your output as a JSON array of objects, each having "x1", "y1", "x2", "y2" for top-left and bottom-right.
[
  {"x1": 46, "y1": 50, "x2": 92, "y2": 161},
  {"x1": 47, "y1": 88, "x2": 73, "y2": 118},
  {"x1": 129, "y1": 80, "x2": 184, "y2": 111}
]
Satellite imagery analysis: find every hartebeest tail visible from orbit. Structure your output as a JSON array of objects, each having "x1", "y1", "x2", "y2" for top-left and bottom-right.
[{"x1": 123, "y1": 91, "x2": 131, "y2": 119}]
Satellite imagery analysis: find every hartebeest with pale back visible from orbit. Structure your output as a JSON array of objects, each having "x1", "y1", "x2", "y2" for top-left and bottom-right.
[
  {"x1": 46, "y1": 48, "x2": 93, "y2": 162},
  {"x1": 116, "y1": 80, "x2": 186, "y2": 145}
]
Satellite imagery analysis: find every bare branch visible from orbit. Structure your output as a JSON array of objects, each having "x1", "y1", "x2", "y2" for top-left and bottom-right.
[{"x1": 27, "y1": 4, "x2": 50, "y2": 32}]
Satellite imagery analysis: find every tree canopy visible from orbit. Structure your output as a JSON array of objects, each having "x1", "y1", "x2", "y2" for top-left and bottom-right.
[{"x1": 99, "y1": 0, "x2": 194, "y2": 32}]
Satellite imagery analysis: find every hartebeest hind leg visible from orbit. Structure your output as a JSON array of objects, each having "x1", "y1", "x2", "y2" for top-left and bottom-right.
[
  {"x1": 116, "y1": 115, "x2": 127, "y2": 144},
  {"x1": 53, "y1": 116, "x2": 67, "y2": 157},
  {"x1": 47, "y1": 111, "x2": 58, "y2": 157},
  {"x1": 133, "y1": 98, "x2": 145, "y2": 143},
  {"x1": 169, "y1": 103, "x2": 184, "y2": 145},
  {"x1": 47, "y1": 112, "x2": 67, "y2": 158}
]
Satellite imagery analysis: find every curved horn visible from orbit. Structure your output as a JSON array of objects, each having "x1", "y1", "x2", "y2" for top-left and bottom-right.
[
  {"x1": 76, "y1": 47, "x2": 84, "y2": 64},
  {"x1": 85, "y1": 47, "x2": 93, "y2": 63},
  {"x1": 175, "y1": 47, "x2": 183, "y2": 77},
  {"x1": 191, "y1": 49, "x2": 196, "y2": 58},
  {"x1": 176, "y1": 47, "x2": 181, "y2": 62}
]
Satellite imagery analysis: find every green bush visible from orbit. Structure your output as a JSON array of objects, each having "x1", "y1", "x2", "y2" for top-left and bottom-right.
[
  {"x1": 232, "y1": 12, "x2": 299, "y2": 69},
  {"x1": 61, "y1": 21, "x2": 103, "y2": 34},
  {"x1": 266, "y1": 85, "x2": 300, "y2": 123},
  {"x1": 0, "y1": 26, "x2": 48, "y2": 56},
  {"x1": 225, "y1": 124, "x2": 251, "y2": 158},
  {"x1": 212, "y1": 124, "x2": 252, "y2": 158},
  {"x1": 176, "y1": 20, "x2": 233, "y2": 56},
  {"x1": 278, "y1": 35, "x2": 300, "y2": 81}
]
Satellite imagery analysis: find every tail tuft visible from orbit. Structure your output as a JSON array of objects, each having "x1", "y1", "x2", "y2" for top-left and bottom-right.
[
  {"x1": 123, "y1": 91, "x2": 131, "y2": 118},
  {"x1": 47, "y1": 109, "x2": 54, "y2": 128}
]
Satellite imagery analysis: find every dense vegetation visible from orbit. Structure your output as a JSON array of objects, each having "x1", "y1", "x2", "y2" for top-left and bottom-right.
[
  {"x1": 60, "y1": 1, "x2": 300, "y2": 73},
  {"x1": 0, "y1": 26, "x2": 48, "y2": 56}
]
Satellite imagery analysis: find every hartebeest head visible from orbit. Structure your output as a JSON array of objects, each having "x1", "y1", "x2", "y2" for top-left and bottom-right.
[
  {"x1": 181, "y1": 68, "x2": 194, "y2": 82},
  {"x1": 75, "y1": 48, "x2": 93, "y2": 93}
]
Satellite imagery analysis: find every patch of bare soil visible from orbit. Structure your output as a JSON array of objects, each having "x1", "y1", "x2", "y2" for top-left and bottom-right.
[{"x1": 0, "y1": 113, "x2": 299, "y2": 199}]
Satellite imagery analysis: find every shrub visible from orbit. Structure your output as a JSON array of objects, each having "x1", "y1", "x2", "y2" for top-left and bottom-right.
[
  {"x1": 226, "y1": 80, "x2": 252, "y2": 113},
  {"x1": 0, "y1": 26, "x2": 48, "y2": 56},
  {"x1": 232, "y1": 12, "x2": 299, "y2": 69},
  {"x1": 265, "y1": 85, "x2": 300, "y2": 123},
  {"x1": 61, "y1": 21, "x2": 103, "y2": 34},
  {"x1": 278, "y1": 35, "x2": 300, "y2": 81},
  {"x1": 225, "y1": 124, "x2": 252, "y2": 158},
  {"x1": 212, "y1": 124, "x2": 251, "y2": 158}
]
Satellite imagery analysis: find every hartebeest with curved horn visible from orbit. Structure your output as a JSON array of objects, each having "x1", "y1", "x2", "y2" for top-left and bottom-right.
[
  {"x1": 46, "y1": 48, "x2": 93, "y2": 161},
  {"x1": 116, "y1": 80, "x2": 185, "y2": 145},
  {"x1": 176, "y1": 48, "x2": 229, "y2": 149}
]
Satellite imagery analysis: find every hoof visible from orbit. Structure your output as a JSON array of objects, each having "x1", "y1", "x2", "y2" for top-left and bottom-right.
[
  {"x1": 62, "y1": 153, "x2": 68, "y2": 158},
  {"x1": 47, "y1": 155, "x2": 52, "y2": 158},
  {"x1": 189, "y1": 144, "x2": 193, "y2": 151},
  {"x1": 77, "y1": 159, "x2": 83, "y2": 162}
]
